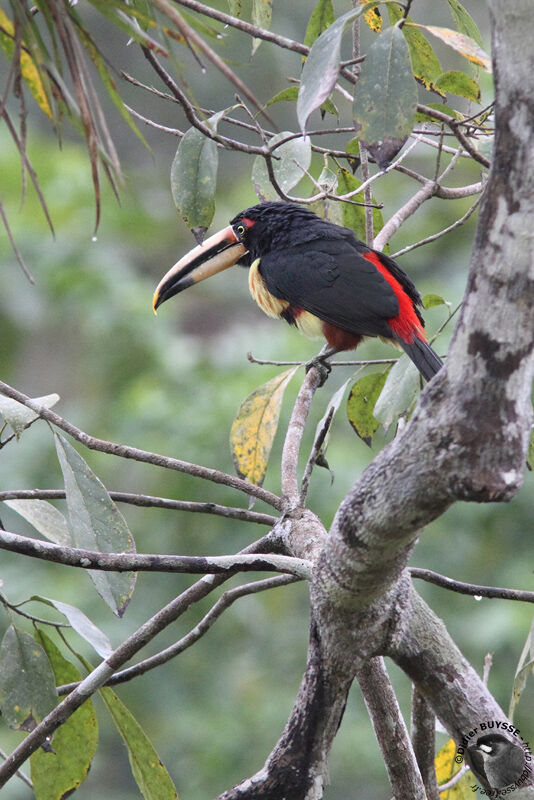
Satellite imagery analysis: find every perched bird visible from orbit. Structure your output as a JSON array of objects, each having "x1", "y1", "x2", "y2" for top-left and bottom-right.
[
  {"x1": 153, "y1": 202, "x2": 443, "y2": 381},
  {"x1": 468, "y1": 733, "x2": 526, "y2": 789}
]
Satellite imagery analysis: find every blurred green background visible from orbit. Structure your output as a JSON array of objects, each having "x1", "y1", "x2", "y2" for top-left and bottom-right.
[{"x1": 0, "y1": 1, "x2": 532, "y2": 798}]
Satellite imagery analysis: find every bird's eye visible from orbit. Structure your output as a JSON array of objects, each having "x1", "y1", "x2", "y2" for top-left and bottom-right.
[{"x1": 236, "y1": 224, "x2": 246, "y2": 237}]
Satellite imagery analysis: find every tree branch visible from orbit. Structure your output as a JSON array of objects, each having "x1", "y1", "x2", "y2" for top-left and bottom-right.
[
  {"x1": 410, "y1": 688, "x2": 440, "y2": 800},
  {"x1": 0, "y1": 489, "x2": 278, "y2": 526},
  {"x1": 410, "y1": 567, "x2": 534, "y2": 603},
  {"x1": 0, "y1": 381, "x2": 282, "y2": 510},
  {"x1": 357, "y1": 657, "x2": 427, "y2": 800},
  {"x1": 0, "y1": 529, "x2": 311, "y2": 578}
]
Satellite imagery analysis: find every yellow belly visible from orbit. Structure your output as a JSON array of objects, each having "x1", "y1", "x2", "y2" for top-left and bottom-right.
[
  {"x1": 248, "y1": 258, "x2": 289, "y2": 319},
  {"x1": 248, "y1": 259, "x2": 325, "y2": 340}
]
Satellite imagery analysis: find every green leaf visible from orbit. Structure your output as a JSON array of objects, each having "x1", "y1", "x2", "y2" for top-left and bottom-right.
[
  {"x1": 0, "y1": 625, "x2": 57, "y2": 731},
  {"x1": 100, "y1": 687, "x2": 179, "y2": 800},
  {"x1": 347, "y1": 372, "x2": 389, "y2": 445},
  {"x1": 227, "y1": 0, "x2": 242, "y2": 16},
  {"x1": 527, "y1": 427, "x2": 534, "y2": 471},
  {"x1": 303, "y1": 0, "x2": 335, "y2": 49},
  {"x1": 266, "y1": 87, "x2": 299, "y2": 106},
  {"x1": 373, "y1": 354, "x2": 419, "y2": 430},
  {"x1": 3, "y1": 498, "x2": 71, "y2": 546},
  {"x1": 252, "y1": 132, "x2": 311, "y2": 201},
  {"x1": 508, "y1": 616, "x2": 534, "y2": 721},
  {"x1": 230, "y1": 368, "x2": 297, "y2": 487},
  {"x1": 298, "y1": 3, "x2": 379, "y2": 131},
  {"x1": 434, "y1": 70, "x2": 481, "y2": 102},
  {"x1": 447, "y1": 0, "x2": 484, "y2": 49},
  {"x1": 387, "y1": 4, "x2": 443, "y2": 93},
  {"x1": 30, "y1": 631, "x2": 98, "y2": 800},
  {"x1": 353, "y1": 26, "x2": 417, "y2": 168},
  {"x1": 251, "y1": 0, "x2": 272, "y2": 54},
  {"x1": 336, "y1": 168, "x2": 384, "y2": 242},
  {"x1": 30, "y1": 596, "x2": 113, "y2": 659},
  {"x1": 54, "y1": 432, "x2": 136, "y2": 617},
  {"x1": 171, "y1": 119, "x2": 219, "y2": 243},
  {"x1": 408, "y1": 24, "x2": 491, "y2": 71},
  {"x1": 0, "y1": 392, "x2": 60, "y2": 440},
  {"x1": 422, "y1": 293, "x2": 447, "y2": 310}
]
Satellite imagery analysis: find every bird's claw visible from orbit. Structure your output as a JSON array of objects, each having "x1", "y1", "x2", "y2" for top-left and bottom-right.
[{"x1": 305, "y1": 354, "x2": 332, "y2": 386}]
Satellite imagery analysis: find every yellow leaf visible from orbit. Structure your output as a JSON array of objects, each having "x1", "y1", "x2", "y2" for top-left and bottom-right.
[
  {"x1": 435, "y1": 738, "x2": 473, "y2": 799},
  {"x1": 0, "y1": 9, "x2": 53, "y2": 119},
  {"x1": 407, "y1": 23, "x2": 491, "y2": 71},
  {"x1": 361, "y1": 4, "x2": 382, "y2": 33},
  {"x1": 230, "y1": 368, "x2": 297, "y2": 486}
]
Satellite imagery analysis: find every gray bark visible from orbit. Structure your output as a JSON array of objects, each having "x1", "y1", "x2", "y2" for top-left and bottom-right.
[{"x1": 220, "y1": 1, "x2": 534, "y2": 797}]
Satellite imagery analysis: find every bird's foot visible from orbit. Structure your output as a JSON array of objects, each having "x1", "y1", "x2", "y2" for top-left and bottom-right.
[{"x1": 305, "y1": 348, "x2": 336, "y2": 386}]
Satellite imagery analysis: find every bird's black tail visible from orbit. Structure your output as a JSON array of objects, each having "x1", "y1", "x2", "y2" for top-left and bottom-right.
[{"x1": 395, "y1": 335, "x2": 443, "y2": 382}]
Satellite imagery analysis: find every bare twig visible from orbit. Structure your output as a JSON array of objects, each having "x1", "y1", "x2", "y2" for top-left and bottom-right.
[
  {"x1": 0, "y1": 489, "x2": 277, "y2": 526},
  {"x1": 0, "y1": 381, "x2": 282, "y2": 510},
  {"x1": 0, "y1": 529, "x2": 312, "y2": 578},
  {"x1": 391, "y1": 196, "x2": 482, "y2": 259},
  {"x1": 281, "y1": 364, "x2": 324, "y2": 506},
  {"x1": 410, "y1": 568, "x2": 534, "y2": 603},
  {"x1": 0, "y1": 748, "x2": 32, "y2": 789},
  {"x1": 56, "y1": 574, "x2": 299, "y2": 694}
]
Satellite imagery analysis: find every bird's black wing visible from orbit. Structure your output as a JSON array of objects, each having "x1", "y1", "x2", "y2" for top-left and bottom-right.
[{"x1": 258, "y1": 236, "x2": 401, "y2": 338}]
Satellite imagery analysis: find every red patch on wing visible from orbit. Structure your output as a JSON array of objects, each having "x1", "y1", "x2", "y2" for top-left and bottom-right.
[
  {"x1": 322, "y1": 322, "x2": 362, "y2": 351},
  {"x1": 362, "y1": 251, "x2": 425, "y2": 344}
]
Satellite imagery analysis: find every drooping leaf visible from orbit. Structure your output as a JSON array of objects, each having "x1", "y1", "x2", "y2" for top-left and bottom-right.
[
  {"x1": 434, "y1": 71, "x2": 481, "y2": 102},
  {"x1": 447, "y1": 0, "x2": 484, "y2": 49},
  {"x1": 387, "y1": 4, "x2": 443, "y2": 93},
  {"x1": 54, "y1": 433, "x2": 136, "y2": 617},
  {"x1": 527, "y1": 427, "x2": 534, "y2": 471},
  {"x1": 508, "y1": 616, "x2": 534, "y2": 721},
  {"x1": 422, "y1": 293, "x2": 447, "y2": 310},
  {"x1": 298, "y1": 4, "x2": 377, "y2": 131},
  {"x1": 171, "y1": 128, "x2": 218, "y2": 244},
  {"x1": 362, "y1": 5, "x2": 382, "y2": 34},
  {"x1": 373, "y1": 354, "x2": 419, "y2": 430},
  {"x1": 353, "y1": 25, "x2": 417, "y2": 168},
  {"x1": 4, "y1": 498, "x2": 71, "y2": 547},
  {"x1": 30, "y1": 596, "x2": 113, "y2": 659},
  {"x1": 251, "y1": 0, "x2": 272, "y2": 54},
  {"x1": 252, "y1": 132, "x2": 311, "y2": 202},
  {"x1": 408, "y1": 24, "x2": 491, "y2": 71},
  {"x1": 303, "y1": 0, "x2": 335, "y2": 49},
  {"x1": 0, "y1": 625, "x2": 57, "y2": 731},
  {"x1": 312, "y1": 378, "x2": 352, "y2": 475},
  {"x1": 30, "y1": 630, "x2": 98, "y2": 800},
  {"x1": 230, "y1": 368, "x2": 297, "y2": 487},
  {"x1": 0, "y1": 392, "x2": 60, "y2": 440},
  {"x1": 336, "y1": 168, "x2": 384, "y2": 243},
  {"x1": 100, "y1": 687, "x2": 179, "y2": 800},
  {"x1": 347, "y1": 372, "x2": 389, "y2": 445},
  {"x1": 435, "y1": 737, "x2": 473, "y2": 798},
  {"x1": 0, "y1": 8, "x2": 53, "y2": 119}
]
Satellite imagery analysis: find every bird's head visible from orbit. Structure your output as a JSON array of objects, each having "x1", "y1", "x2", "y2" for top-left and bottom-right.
[{"x1": 152, "y1": 202, "x2": 326, "y2": 313}]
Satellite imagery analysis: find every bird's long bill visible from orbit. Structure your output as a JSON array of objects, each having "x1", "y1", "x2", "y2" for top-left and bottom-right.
[{"x1": 152, "y1": 225, "x2": 247, "y2": 313}]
